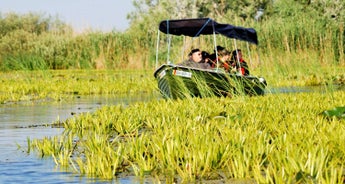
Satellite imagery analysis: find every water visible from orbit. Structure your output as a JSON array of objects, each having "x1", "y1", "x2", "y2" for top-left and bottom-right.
[
  {"x1": 266, "y1": 84, "x2": 345, "y2": 94},
  {"x1": 0, "y1": 94, "x2": 158, "y2": 184}
]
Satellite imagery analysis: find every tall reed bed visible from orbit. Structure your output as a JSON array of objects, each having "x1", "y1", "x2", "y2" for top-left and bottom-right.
[
  {"x1": 0, "y1": 30, "x2": 151, "y2": 70},
  {"x1": 257, "y1": 50, "x2": 345, "y2": 87},
  {"x1": 1, "y1": 12, "x2": 343, "y2": 72},
  {"x1": 251, "y1": 14, "x2": 345, "y2": 87},
  {"x1": 30, "y1": 91, "x2": 345, "y2": 183},
  {"x1": 256, "y1": 8, "x2": 344, "y2": 63}
]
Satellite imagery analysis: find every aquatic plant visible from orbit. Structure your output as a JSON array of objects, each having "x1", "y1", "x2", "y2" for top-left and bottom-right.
[
  {"x1": 322, "y1": 106, "x2": 345, "y2": 119},
  {"x1": 30, "y1": 91, "x2": 345, "y2": 183},
  {"x1": 0, "y1": 70, "x2": 157, "y2": 104}
]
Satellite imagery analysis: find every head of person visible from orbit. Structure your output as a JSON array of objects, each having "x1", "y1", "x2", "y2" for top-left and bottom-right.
[
  {"x1": 189, "y1": 48, "x2": 202, "y2": 62},
  {"x1": 231, "y1": 49, "x2": 242, "y2": 61},
  {"x1": 201, "y1": 51, "x2": 210, "y2": 63},
  {"x1": 215, "y1": 45, "x2": 225, "y2": 52},
  {"x1": 218, "y1": 48, "x2": 231, "y2": 61}
]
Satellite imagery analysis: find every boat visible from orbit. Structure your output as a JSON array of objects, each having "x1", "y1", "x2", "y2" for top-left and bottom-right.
[{"x1": 153, "y1": 18, "x2": 267, "y2": 99}]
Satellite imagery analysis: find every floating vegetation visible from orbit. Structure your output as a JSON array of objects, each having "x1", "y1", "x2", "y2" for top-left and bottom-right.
[
  {"x1": 0, "y1": 70, "x2": 157, "y2": 104},
  {"x1": 322, "y1": 106, "x2": 345, "y2": 119},
  {"x1": 30, "y1": 91, "x2": 345, "y2": 183}
]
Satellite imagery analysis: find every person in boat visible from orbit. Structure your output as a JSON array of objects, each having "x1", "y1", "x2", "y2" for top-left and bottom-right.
[
  {"x1": 209, "y1": 45, "x2": 225, "y2": 62},
  {"x1": 209, "y1": 46, "x2": 232, "y2": 72},
  {"x1": 178, "y1": 48, "x2": 212, "y2": 69},
  {"x1": 201, "y1": 51, "x2": 212, "y2": 64},
  {"x1": 230, "y1": 49, "x2": 250, "y2": 75},
  {"x1": 217, "y1": 48, "x2": 232, "y2": 71}
]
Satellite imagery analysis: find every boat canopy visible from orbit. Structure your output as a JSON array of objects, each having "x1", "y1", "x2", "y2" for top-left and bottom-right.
[{"x1": 159, "y1": 18, "x2": 258, "y2": 45}]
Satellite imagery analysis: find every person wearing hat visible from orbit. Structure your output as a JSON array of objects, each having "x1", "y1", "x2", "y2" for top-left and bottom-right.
[{"x1": 178, "y1": 48, "x2": 212, "y2": 69}]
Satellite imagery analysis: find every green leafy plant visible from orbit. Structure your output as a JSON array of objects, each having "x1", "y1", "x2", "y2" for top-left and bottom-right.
[{"x1": 322, "y1": 106, "x2": 345, "y2": 119}]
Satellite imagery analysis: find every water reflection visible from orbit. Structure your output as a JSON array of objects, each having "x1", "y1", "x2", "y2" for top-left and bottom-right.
[{"x1": 0, "y1": 94, "x2": 159, "y2": 184}]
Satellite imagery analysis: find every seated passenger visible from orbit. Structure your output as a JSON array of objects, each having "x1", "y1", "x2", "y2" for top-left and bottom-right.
[
  {"x1": 217, "y1": 48, "x2": 231, "y2": 71},
  {"x1": 230, "y1": 49, "x2": 250, "y2": 75},
  {"x1": 210, "y1": 46, "x2": 231, "y2": 71},
  {"x1": 209, "y1": 45, "x2": 226, "y2": 62},
  {"x1": 201, "y1": 51, "x2": 213, "y2": 64},
  {"x1": 177, "y1": 48, "x2": 212, "y2": 69}
]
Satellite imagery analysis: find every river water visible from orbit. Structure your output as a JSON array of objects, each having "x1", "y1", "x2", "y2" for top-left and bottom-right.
[
  {"x1": 1, "y1": 85, "x2": 344, "y2": 183},
  {"x1": 0, "y1": 94, "x2": 158, "y2": 184}
]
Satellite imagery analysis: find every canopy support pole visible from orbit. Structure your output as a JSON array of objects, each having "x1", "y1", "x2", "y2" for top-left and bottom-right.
[
  {"x1": 167, "y1": 35, "x2": 171, "y2": 64},
  {"x1": 246, "y1": 42, "x2": 252, "y2": 66},
  {"x1": 212, "y1": 21, "x2": 219, "y2": 70},
  {"x1": 256, "y1": 46, "x2": 262, "y2": 74},
  {"x1": 166, "y1": 20, "x2": 171, "y2": 64},
  {"x1": 234, "y1": 39, "x2": 241, "y2": 75},
  {"x1": 155, "y1": 29, "x2": 160, "y2": 68},
  {"x1": 181, "y1": 36, "x2": 186, "y2": 62}
]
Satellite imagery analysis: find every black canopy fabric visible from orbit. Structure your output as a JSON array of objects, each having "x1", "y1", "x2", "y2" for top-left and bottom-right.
[{"x1": 159, "y1": 18, "x2": 258, "y2": 45}]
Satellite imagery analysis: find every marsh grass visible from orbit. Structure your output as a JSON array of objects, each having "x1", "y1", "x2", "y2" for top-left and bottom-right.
[
  {"x1": 167, "y1": 69, "x2": 252, "y2": 99},
  {"x1": 0, "y1": 70, "x2": 157, "y2": 104},
  {"x1": 30, "y1": 91, "x2": 345, "y2": 183},
  {"x1": 255, "y1": 48, "x2": 345, "y2": 87}
]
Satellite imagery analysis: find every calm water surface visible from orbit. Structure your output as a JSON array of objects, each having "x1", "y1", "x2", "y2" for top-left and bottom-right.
[{"x1": 0, "y1": 94, "x2": 159, "y2": 184}]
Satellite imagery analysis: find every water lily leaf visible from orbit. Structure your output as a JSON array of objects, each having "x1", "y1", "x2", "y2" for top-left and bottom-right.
[{"x1": 322, "y1": 106, "x2": 345, "y2": 119}]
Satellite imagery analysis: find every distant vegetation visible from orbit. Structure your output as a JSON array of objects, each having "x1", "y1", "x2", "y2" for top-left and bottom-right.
[
  {"x1": 0, "y1": 0, "x2": 344, "y2": 72},
  {"x1": 0, "y1": 12, "x2": 147, "y2": 70}
]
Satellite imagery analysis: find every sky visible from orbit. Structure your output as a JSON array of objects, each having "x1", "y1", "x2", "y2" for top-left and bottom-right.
[{"x1": 0, "y1": 0, "x2": 135, "y2": 32}]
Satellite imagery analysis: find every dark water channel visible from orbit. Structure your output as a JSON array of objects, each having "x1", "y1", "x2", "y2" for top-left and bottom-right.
[
  {"x1": 1, "y1": 85, "x2": 344, "y2": 183},
  {"x1": 0, "y1": 94, "x2": 158, "y2": 184}
]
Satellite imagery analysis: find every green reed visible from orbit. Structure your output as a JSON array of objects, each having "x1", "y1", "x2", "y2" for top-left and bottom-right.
[
  {"x1": 0, "y1": 70, "x2": 157, "y2": 104},
  {"x1": 30, "y1": 90, "x2": 345, "y2": 183},
  {"x1": 1, "y1": 11, "x2": 343, "y2": 72}
]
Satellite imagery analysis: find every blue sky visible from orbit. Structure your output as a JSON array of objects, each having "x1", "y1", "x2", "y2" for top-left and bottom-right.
[{"x1": 0, "y1": 0, "x2": 134, "y2": 32}]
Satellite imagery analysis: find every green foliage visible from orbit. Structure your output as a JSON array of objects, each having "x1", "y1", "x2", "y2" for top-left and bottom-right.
[
  {"x1": 0, "y1": 12, "x2": 71, "y2": 36},
  {"x1": 129, "y1": 0, "x2": 344, "y2": 64},
  {"x1": 0, "y1": 1, "x2": 344, "y2": 70},
  {"x1": 0, "y1": 70, "x2": 157, "y2": 104},
  {"x1": 0, "y1": 16, "x2": 146, "y2": 70},
  {"x1": 0, "y1": 29, "x2": 38, "y2": 56},
  {"x1": 0, "y1": 12, "x2": 75, "y2": 70},
  {"x1": 0, "y1": 12, "x2": 48, "y2": 37},
  {"x1": 322, "y1": 106, "x2": 345, "y2": 119},
  {"x1": 0, "y1": 53, "x2": 48, "y2": 71},
  {"x1": 30, "y1": 92, "x2": 345, "y2": 182}
]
